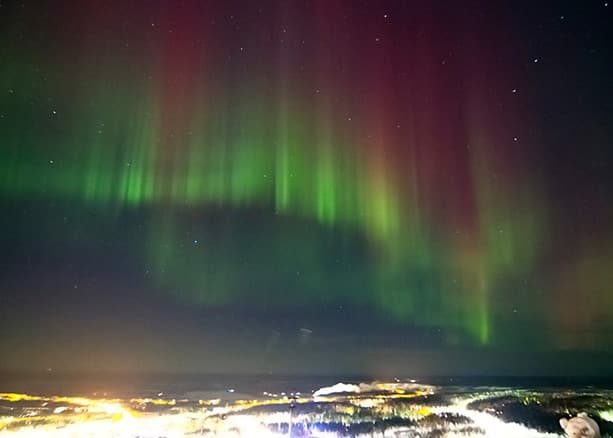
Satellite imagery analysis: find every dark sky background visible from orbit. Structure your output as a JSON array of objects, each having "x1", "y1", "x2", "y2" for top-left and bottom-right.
[{"x1": 0, "y1": 0, "x2": 612, "y2": 377}]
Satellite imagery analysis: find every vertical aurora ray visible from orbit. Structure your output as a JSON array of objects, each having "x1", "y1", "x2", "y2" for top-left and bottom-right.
[
  {"x1": 460, "y1": 70, "x2": 546, "y2": 345},
  {"x1": 313, "y1": 107, "x2": 337, "y2": 225},
  {"x1": 274, "y1": 8, "x2": 291, "y2": 214}
]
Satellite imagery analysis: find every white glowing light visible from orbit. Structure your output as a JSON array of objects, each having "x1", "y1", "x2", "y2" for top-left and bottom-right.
[{"x1": 313, "y1": 382, "x2": 361, "y2": 396}]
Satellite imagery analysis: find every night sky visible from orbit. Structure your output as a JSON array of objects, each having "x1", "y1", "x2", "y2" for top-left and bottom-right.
[{"x1": 1, "y1": 0, "x2": 612, "y2": 377}]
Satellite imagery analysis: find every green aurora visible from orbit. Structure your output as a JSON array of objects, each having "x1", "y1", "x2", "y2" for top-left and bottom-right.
[{"x1": 1, "y1": 1, "x2": 611, "y2": 356}]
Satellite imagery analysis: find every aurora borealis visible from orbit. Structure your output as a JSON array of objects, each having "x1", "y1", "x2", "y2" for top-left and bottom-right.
[{"x1": 1, "y1": 0, "x2": 612, "y2": 375}]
